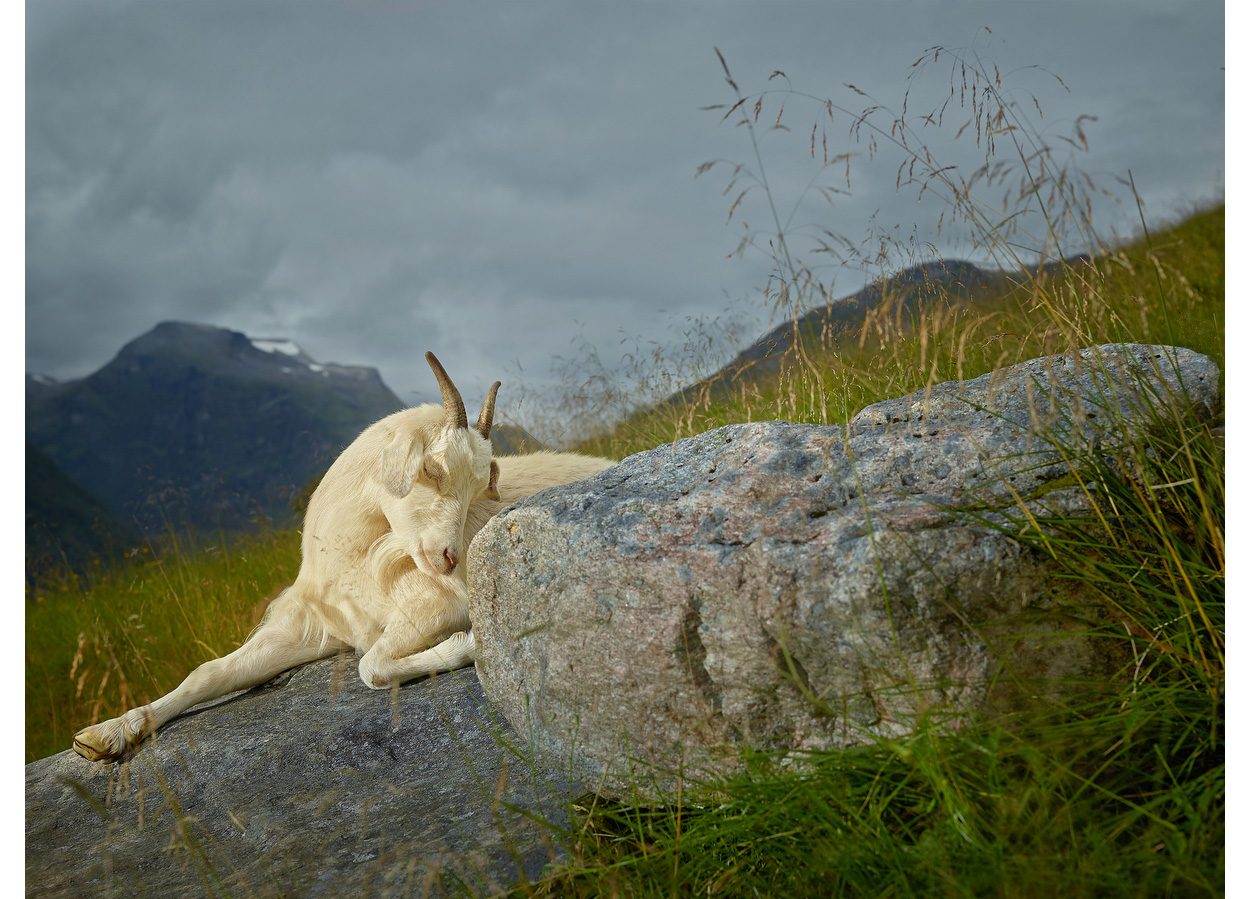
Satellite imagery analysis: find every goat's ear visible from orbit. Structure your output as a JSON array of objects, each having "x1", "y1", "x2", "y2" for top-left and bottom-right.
[
  {"x1": 379, "y1": 429, "x2": 424, "y2": 497},
  {"x1": 484, "y1": 460, "x2": 500, "y2": 501}
]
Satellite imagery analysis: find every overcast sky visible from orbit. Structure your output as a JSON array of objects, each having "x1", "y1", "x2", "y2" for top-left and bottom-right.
[{"x1": 25, "y1": 1, "x2": 1224, "y2": 438}]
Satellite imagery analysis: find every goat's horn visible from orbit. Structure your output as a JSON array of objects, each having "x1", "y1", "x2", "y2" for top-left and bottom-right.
[
  {"x1": 425, "y1": 352, "x2": 468, "y2": 430},
  {"x1": 477, "y1": 381, "x2": 500, "y2": 440}
]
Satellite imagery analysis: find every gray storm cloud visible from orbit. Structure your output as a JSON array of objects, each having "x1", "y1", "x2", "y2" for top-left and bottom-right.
[{"x1": 26, "y1": 1, "x2": 1224, "y2": 424}]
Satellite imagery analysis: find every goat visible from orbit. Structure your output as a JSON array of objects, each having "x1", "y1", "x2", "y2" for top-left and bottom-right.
[{"x1": 72, "y1": 352, "x2": 614, "y2": 762}]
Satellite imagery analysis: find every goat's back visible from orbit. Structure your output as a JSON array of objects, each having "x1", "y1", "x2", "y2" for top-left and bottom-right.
[{"x1": 494, "y1": 451, "x2": 614, "y2": 505}]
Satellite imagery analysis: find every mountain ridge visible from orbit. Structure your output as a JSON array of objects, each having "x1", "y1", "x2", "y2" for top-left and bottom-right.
[
  {"x1": 665, "y1": 258, "x2": 996, "y2": 408},
  {"x1": 26, "y1": 321, "x2": 407, "y2": 537}
]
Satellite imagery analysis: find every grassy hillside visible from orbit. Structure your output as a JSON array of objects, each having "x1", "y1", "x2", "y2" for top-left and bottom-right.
[{"x1": 571, "y1": 204, "x2": 1224, "y2": 461}]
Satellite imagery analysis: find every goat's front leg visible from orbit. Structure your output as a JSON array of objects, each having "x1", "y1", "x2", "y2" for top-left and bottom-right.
[
  {"x1": 357, "y1": 572, "x2": 472, "y2": 689},
  {"x1": 73, "y1": 618, "x2": 343, "y2": 762},
  {"x1": 358, "y1": 630, "x2": 476, "y2": 689}
]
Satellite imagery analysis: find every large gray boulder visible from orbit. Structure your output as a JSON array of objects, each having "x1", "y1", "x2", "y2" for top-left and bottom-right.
[
  {"x1": 469, "y1": 345, "x2": 1220, "y2": 799},
  {"x1": 26, "y1": 659, "x2": 579, "y2": 898}
]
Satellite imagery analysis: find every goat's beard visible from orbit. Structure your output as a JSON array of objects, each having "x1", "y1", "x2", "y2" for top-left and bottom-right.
[{"x1": 367, "y1": 530, "x2": 419, "y2": 592}]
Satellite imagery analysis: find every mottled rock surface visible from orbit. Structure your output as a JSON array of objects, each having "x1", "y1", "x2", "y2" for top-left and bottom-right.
[
  {"x1": 26, "y1": 659, "x2": 579, "y2": 898},
  {"x1": 469, "y1": 345, "x2": 1220, "y2": 799}
]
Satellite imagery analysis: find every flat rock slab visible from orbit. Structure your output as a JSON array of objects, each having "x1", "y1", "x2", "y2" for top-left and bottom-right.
[{"x1": 26, "y1": 659, "x2": 579, "y2": 898}]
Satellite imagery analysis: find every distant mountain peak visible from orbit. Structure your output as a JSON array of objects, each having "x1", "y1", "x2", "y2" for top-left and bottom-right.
[
  {"x1": 112, "y1": 320, "x2": 251, "y2": 366},
  {"x1": 95, "y1": 321, "x2": 389, "y2": 386},
  {"x1": 27, "y1": 320, "x2": 405, "y2": 536}
]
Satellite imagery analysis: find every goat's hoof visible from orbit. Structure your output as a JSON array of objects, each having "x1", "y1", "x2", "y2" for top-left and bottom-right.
[
  {"x1": 73, "y1": 720, "x2": 138, "y2": 762},
  {"x1": 73, "y1": 727, "x2": 119, "y2": 761}
]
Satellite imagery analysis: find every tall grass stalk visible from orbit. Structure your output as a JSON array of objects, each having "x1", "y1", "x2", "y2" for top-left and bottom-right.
[{"x1": 540, "y1": 42, "x2": 1220, "y2": 461}]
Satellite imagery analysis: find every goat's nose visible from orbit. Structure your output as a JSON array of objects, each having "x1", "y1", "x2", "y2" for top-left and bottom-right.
[{"x1": 442, "y1": 548, "x2": 459, "y2": 573}]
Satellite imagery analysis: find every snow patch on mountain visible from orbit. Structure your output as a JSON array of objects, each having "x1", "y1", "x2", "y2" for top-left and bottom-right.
[
  {"x1": 251, "y1": 337, "x2": 334, "y2": 375},
  {"x1": 251, "y1": 338, "x2": 305, "y2": 358}
]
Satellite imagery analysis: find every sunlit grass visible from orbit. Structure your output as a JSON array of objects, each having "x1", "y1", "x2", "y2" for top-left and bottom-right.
[{"x1": 25, "y1": 528, "x2": 301, "y2": 762}]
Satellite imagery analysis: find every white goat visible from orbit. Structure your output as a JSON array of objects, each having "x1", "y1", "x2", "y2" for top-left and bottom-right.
[{"x1": 73, "y1": 352, "x2": 614, "y2": 762}]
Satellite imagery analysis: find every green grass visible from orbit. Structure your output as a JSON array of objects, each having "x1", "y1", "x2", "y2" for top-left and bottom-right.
[
  {"x1": 25, "y1": 528, "x2": 301, "y2": 762},
  {"x1": 26, "y1": 43, "x2": 1224, "y2": 898}
]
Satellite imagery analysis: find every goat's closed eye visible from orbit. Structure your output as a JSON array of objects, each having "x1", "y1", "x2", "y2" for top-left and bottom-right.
[{"x1": 423, "y1": 460, "x2": 445, "y2": 486}]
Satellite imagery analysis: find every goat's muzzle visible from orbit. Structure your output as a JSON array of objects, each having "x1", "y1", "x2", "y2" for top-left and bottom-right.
[{"x1": 418, "y1": 541, "x2": 459, "y2": 576}]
